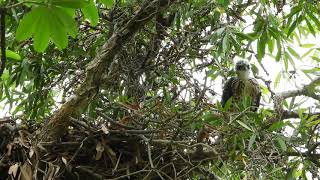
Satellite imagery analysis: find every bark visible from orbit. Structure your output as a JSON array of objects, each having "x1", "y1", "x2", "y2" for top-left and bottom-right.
[{"x1": 42, "y1": 0, "x2": 178, "y2": 140}]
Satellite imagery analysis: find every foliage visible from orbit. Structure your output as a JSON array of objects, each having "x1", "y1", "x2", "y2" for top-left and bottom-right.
[{"x1": 0, "y1": 0, "x2": 320, "y2": 179}]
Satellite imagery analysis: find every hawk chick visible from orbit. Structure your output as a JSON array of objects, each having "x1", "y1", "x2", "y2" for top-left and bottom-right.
[{"x1": 221, "y1": 60, "x2": 261, "y2": 112}]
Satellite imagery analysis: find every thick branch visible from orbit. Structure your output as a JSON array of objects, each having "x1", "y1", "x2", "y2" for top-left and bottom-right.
[
  {"x1": 43, "y1": 0, "x2": 177, "y2": 140},
  {"x1": 273, "y1": 77, "x2": 320, "y2": 116}
]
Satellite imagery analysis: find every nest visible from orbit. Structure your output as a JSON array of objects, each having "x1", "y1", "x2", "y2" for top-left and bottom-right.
[{"x1": 0, "y1": 115, "x2": 220, "y2": 180}]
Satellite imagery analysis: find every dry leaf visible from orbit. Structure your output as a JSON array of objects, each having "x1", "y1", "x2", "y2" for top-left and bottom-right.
[
  {"x1": 6, "y1": 143, "x2": 12, "y2": 156},
  {"x1": 62, "y1": 157, "x2": 68, "y2": 165},
  {"x1": 95, "y1": 142, "x2": 104, "y2": 160},
  {"x1": 29, "y1": 148, "x2": 34, "y2": 158},
  {"x1": 101, "y1": 124, "x2": 109, "y2": 134},
  {"x1": 8, "y1": 163, "x2": 19, "y2": 178},
  {"x1": 20, "y1": 161, "x2": 32, "y2": 180}
]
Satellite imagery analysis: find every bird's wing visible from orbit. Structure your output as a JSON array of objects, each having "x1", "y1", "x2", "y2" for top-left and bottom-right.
[
  {"x1": 221, "y1": 77, "x2": 236, "y2": 107},
  {"x1": 249, "y1": 78, "x2": 261, "y2": 111}
]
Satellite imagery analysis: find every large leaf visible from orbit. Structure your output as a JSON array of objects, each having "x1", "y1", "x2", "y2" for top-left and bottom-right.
[
  {"x1": 48, "y1": 11, "x2": 69, "y2": 50},
  {"x1": 16, "y1": 7, "x2": 42, "y2": 41},
  {"x1": 33, "y1": 7, "x2": 50, "y2": 52},
  {"x1": 51, "y1": 0, "x2": 90, "y2": 8},
  {"x1": 81, "y1": 0, "x2": 99, "y2": 26},
  {"x1": 52, "y1": 7, "x2": 78, "y2": 38},
  {"x1": 16, "y1": 5, "x2": 79, "y2": 52}
]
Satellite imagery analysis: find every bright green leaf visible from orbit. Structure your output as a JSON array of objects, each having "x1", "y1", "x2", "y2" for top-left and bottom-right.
[
  {"x1": 6, "y1": 50, "x2": 21, "y2": 61},
  {"x1": 16, "y1": 7, "x2": 42, "y2": 41},
  {"x1": 268, "y1": 38, "x2": 274, "y2": 54},
  {"x1": 287, "y1": 47, "x2": 300, "y2": 59},
  {"x1": 274, "y1": 72, "x2": 281, "y2": 89},
  {"x1": 33, "y1": 7, "x2": 50, "y2": 52},
  {"x1": 268, "y1": 121, "x2": 286, "y2": 132},
  {"x1": 81, "y1": 0, "x2": 99, "y2": 26},
  {"x1": 100, "y1": 0, "x2": 113, "y2": 7},
  {"x1": 51, "y1": 0, "x2": 90, "y2": 8},
  {"x1": 52, "y1": 7, "x2": 78, "y2": 38},
  {"x1": 300, "y1": 44, "x2": 315, "y2": 48}
]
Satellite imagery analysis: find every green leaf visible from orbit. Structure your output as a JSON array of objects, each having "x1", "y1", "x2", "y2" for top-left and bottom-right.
[
  {"x1": 302, "y1": 67, "x2": 320, "y2": 74},
  {"x1": 307, "y1": 10, "x2": 320, "y2": 30},
  {"x1": 274, "y1": 72, "x2": 281, "y2": 89},
  {"x1": 47, "y1": 8, "x2": 69, "y2": 50},
  {"x1": 285, "y1": 5, "x2": 303, "y2": 19},
  {"x1": 236, "y1": 120, "x2": 253, "y2": 131},
  {"x1": 306, "y1": 119, "x2": 320, "y2": 127},
  {"x1": 276, "y1": 136, "x2": 287, "y2": 152},
  {"x1": 16, "y1": 7, "x2": 42, "y2": 41},
  {"x1": 287, "y1": 18, "x2": 298, "y2": 37},
  {"x1": 275, "y1": 38, "x2": 282, "y2": 61},
  {"x1": 302, "y1": 49, "x2": 314, "y2": 59},
  {"x1": 268, "y1": 121, "x2": 286, "y2": 131},
  {"x1": 81, "y1": 0, "x2": 99, "y2": 26},
  {"x1": 52, "y1": 7, "x2": 78, "y2": 38},
  {"x1": 305, "y1": 18, "x2": 316, "y2": 36},
  {"x1": 257, "y1": 33, "x2": 267, "y2": 61},
  {"x1": 311, "y1": 56, "x2": 320, "y2": 62},
  {"x1": 33, "y1": 7, "x2": 50, "y2": 52},
  {"x1": 222, "y1": 33, "x2": 229, "y2": 52},
  {"x1": 100, "y1": 0, "x2": 113, "y2": 7},
  {"x1": 248, "y1": 133, "x2": 256, "y2": 150},
  {"x1": 287, "y1": 47, "x2": 300, "y2": 59},
  {"x1": 223, "y1": 97, "x2": 232, "y2": 111},
  {"x1": 300, "y1": 44, "x2": 315, "y2": 48},
  {"x1": 267, "y1": 38, "x2": 274, "y2": 54},
  {"x1": 6, "y1": 50, "x2": 21, "y2": 61},
  {"x1": 234, "y1": 32, "x2": 255, "y2": 41},
  {"x1": 51, "y1": 0, "x2": 90, "y2": 8}
]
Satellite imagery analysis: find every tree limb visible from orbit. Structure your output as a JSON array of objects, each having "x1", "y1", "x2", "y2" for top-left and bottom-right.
[
  {"x1": 42, "y1": 0, "x2": 178, "y2": 140},
  {"x1": 273, "y1": 77, "x2": 320, "y2": 116}
]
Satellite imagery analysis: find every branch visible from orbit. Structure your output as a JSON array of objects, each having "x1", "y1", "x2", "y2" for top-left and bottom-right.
[
  {"x1": 0, "y1": 8, "x2": 6, "y2": 77},
  {"x1": 273, "y1": 77, "x2": 320, "y2": 116},
  {"x1": 276, "y1": 77, "x2": 320, "y2": 100},
  {"x1": 42, "y1": 0, "x2": 178, "y2": 140}
]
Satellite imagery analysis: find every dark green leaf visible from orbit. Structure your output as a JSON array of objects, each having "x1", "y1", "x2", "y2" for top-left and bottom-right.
[
  {"x1": 275, "y1": 38, "x2": 282, "y2": 61},
  {"x1": 305, "y1": 18, "x2": 316, "y2": 36},
  {"x1": 257, "y1": 32, "x2": 267, "y2": 61},
  {"x1": 287, "y1": 18, "x2": 298, "y2": 37}
]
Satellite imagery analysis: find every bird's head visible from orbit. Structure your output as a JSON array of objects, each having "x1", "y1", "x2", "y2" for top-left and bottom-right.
[{"x1": 235, "y1": 60, "x2": 250, "y2": 80}]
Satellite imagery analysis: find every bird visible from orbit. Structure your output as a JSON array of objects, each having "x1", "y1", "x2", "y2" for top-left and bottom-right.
[{"x1": 221, "y1": 60, "x2": 261, "y2": 112}]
